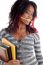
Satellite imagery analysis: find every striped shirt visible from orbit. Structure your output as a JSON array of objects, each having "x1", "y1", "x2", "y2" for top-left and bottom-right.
[{"x1": 0, "y1": 28, "x2": 43, "y2": 65}]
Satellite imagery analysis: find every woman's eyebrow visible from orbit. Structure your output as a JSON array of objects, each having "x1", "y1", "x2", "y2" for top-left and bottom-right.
[{"x1": 26, "y1": 10, "x2": 33, "y2": 15}]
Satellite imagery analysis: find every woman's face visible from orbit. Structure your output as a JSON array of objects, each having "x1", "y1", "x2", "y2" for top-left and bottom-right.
[{"x1": 20, "y1": 5, "x2": 34, "y2": 25}]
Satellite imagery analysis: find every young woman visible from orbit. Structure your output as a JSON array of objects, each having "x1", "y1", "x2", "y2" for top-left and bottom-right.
[{"x1": 0, "y1": 0, "x2": 43, "y2": 65}]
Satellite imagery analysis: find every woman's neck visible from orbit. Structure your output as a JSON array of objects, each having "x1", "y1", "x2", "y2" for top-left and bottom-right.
[
  {"x1": 11, "y1": 21, "x2": 29, "y2": 40},
  {"x1": 17, "y1": 21, "x2": 26, "y2": 34}
]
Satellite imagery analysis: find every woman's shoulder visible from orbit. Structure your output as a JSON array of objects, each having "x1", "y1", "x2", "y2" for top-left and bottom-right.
[
  {"x1": 30, "y1": 32, "x2": 40, "y2": 41},
  {"x1": 0, "y1": 28, "x2": 6, "y2": 44},
  {"x1": 26, "y1": 32, "x2": 40, "y2": 40},
  {"x1": 0, "y1": 28, "x2": 7, "y2": 38}
]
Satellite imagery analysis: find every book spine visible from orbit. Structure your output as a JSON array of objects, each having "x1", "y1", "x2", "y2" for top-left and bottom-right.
[{"x1": 7, "y1": 47, "x2": 12, "y2": 60}]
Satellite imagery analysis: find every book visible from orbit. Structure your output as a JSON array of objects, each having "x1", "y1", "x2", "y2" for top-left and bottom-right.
[
  {"x1": 2, "y1": 38, "x2": 17, "y2": 60},
  {"x1": 0, "y1": 44, "x2": 12, "y2": 62}
]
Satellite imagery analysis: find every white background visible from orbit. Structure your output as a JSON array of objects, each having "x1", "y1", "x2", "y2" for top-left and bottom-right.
[{"x1": 0, "y1": 0, "x2": 43, "y2": 56}]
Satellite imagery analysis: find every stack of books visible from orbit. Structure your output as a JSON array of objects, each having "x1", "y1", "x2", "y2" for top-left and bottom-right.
[{"x1": 0, "y1": 38, "x2": 17, "y2": 62}]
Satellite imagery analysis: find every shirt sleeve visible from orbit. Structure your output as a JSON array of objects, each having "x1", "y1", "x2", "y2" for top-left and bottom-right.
[
  {"x1": 34, "y1": 33, "x2": 43, "y2": 65},
  {"x1": 0, "y1": 30, "x2": 4, "y2": 65}
]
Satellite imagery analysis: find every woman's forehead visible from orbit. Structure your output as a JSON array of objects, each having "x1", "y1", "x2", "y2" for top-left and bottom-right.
[{"x1": 26, "y1": 5, "x2": 34, "y2": 14}]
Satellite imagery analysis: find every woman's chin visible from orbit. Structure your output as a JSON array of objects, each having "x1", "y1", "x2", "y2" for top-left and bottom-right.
[
  {"x1": 24, "y1": 21, "x2": 30, "y2": 25},
  {"x1": 24, "y1": 22, "x2": 29, "y2": 25}
]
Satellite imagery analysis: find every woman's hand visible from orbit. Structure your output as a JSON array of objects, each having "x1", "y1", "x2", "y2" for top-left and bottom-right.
[{"x1": 3, "y1": 60, "x2": 20, "y2": 65}]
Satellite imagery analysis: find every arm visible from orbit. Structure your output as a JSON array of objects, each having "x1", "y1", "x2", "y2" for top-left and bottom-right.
[
  {"x1": 34, "y1": 33, "x2": 43, "y2": 65},
  {"x1": 0, "y1": 31, "x2": 4, "y2": 65},
  {"x1": 0, "y1": 29, "x2": 20, "y2": 65}
]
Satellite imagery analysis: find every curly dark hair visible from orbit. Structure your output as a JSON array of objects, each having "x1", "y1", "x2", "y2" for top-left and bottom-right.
[{"x1": 6, "y1": 0, "x2": 37, "y2": 33}]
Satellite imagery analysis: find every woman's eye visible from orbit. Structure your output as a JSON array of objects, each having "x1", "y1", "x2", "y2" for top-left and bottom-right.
[{"x1": 24, "y1": 10, "x2": 33, "y2": 17}]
